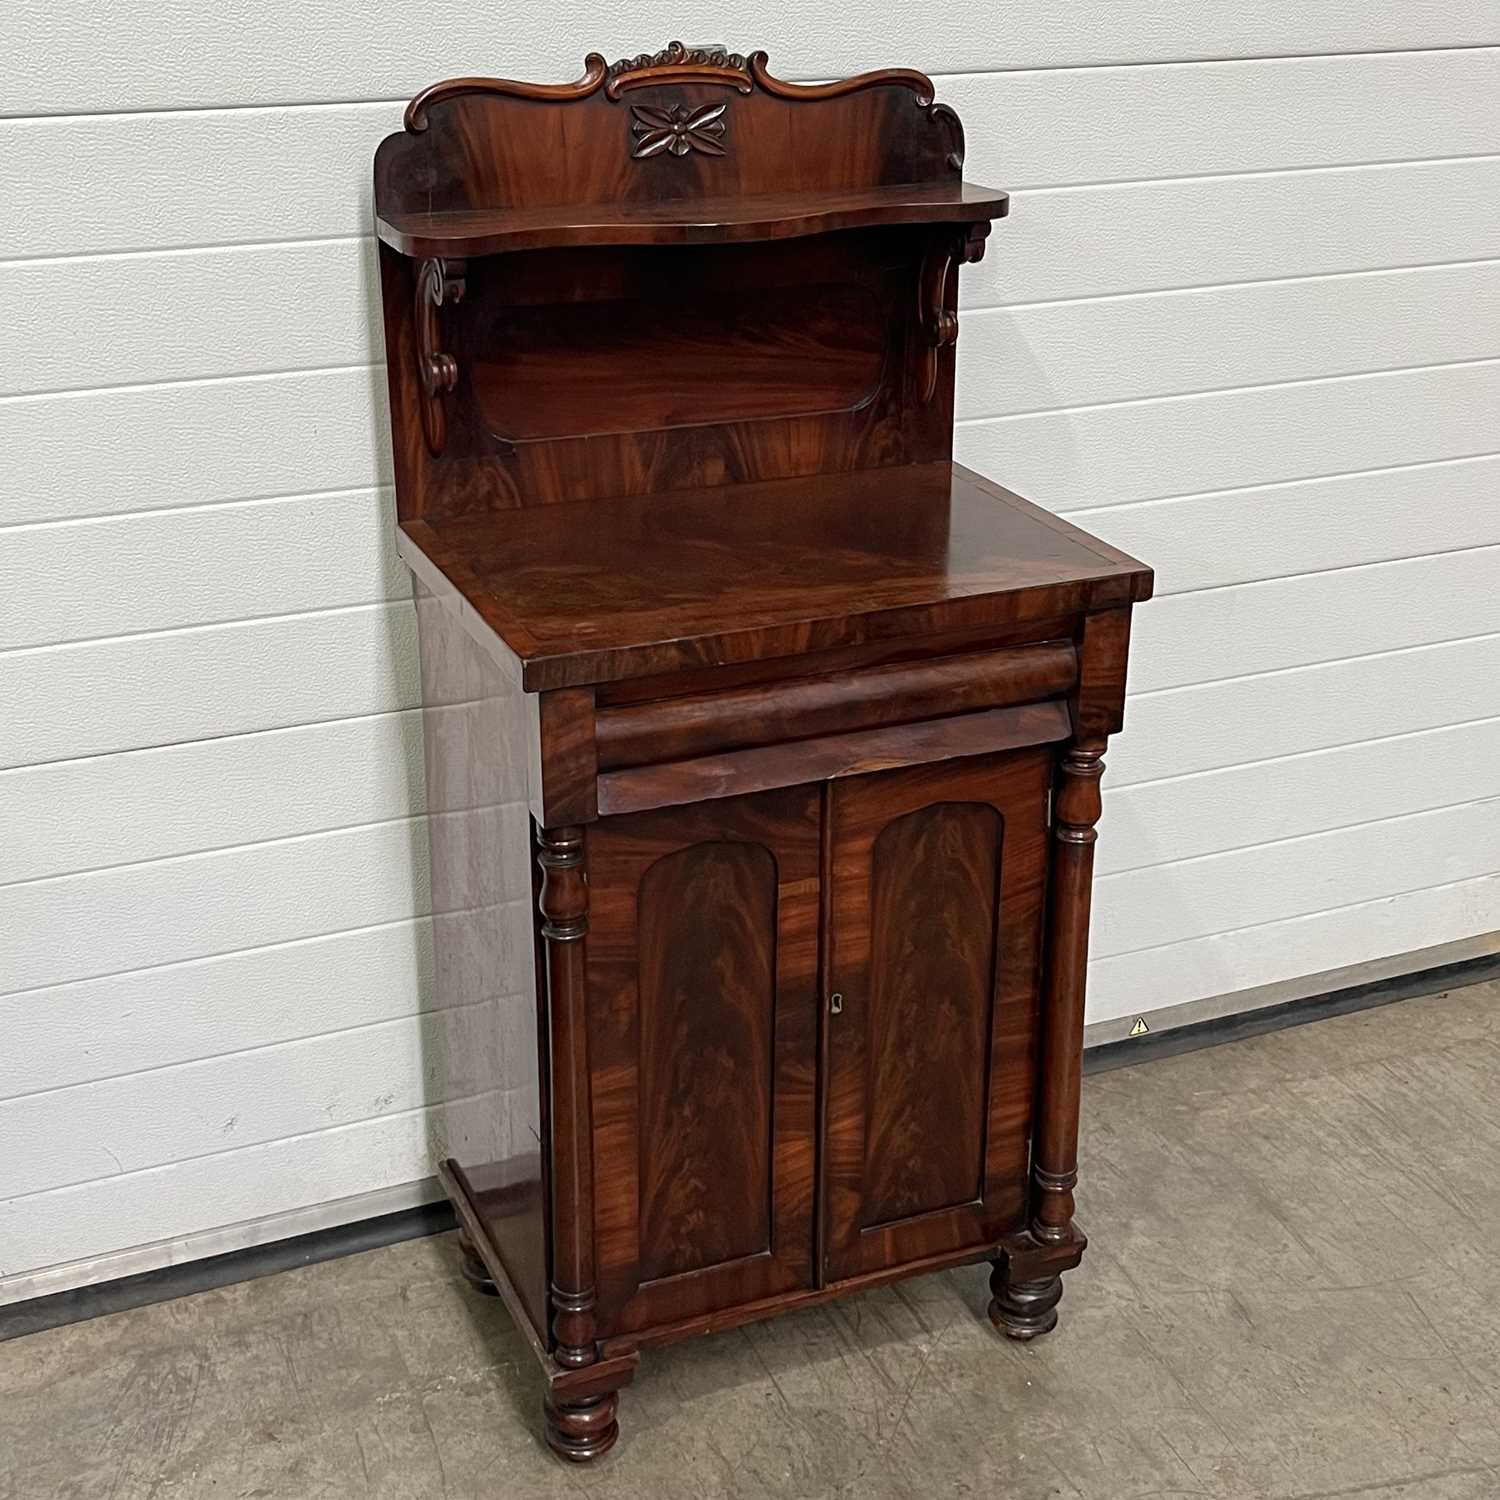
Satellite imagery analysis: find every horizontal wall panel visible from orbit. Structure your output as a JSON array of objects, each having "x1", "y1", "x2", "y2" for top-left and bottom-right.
[
  {"x1": 10, "y1": 159, "x2": 1500, "y2": 403},
  {"x1": 978, "y1": 157, "x2": 1500, "y2": 307},
  {"x1": 1, "y1": 601, "x2": 418, "y2": 769},
  {"x1": 0, "y1": 1001, "x2": 516, "y2": 1198},
  {"x1": 951, "y1": 50, "x2": 1500, "y2": 190},
  {"x1": 1113, "y1": 633, "x2": 1500, "y2": 787},
  {"x1": 0, "y1": 488, "x2": 402, "y2": 650},
  {"x1": 0, "y1": 1090, "x2": 503, "y2": 1279},
  {"x1": 12, "y1": 537, "x2": 1468, "y2": 799},
  {"x1": 1, "y1": 802, "x2": 531, "y2": 997},
  {"x1": 6, "y1": 885, "x2": 1491, "y2": 1279},
  {"x1": 0, "y1": 923, "x2": 438, "y2": 1099},
  {"x1": 1100, "y1": 717, "x2": 1500, "y2": 877},
  {"x1": 1130, "y1": 545, "x2": 1500, "y2": 693},
  {"x1": 0, "y1": 1177, "x2": 441, "y2": 1305},
  {"x1": 0, "y1": 711, "x2": 425, "y2": 886},
  {"x1": 92, "y1": 354, "x2": 1500, "y2": 564},
  {"x1": 0, "y1": 906, "x2": 532, "y2": 1100},
  {"x1": 0, "y1": 103, "x2": 399, "y2": 259},
  {"x1": 1088, "y1": 874, "x2": 1500, "y2": 1026},
  {"x1": 12, "y1": 6, "x2": 1500, "y2": 117},
  {"x1": 0, "y1": 367, "x2": 389, "y2": 528},
  {"x1": 9, "y1": 248, "x2": 1499, "y2": 531},
  {"x1": 0, "y1": 239, "x2": 377, "y2": 398},
  {"x1": 9, "y1": 59, "x2": 1500, "y2": 261},
  {"x1": 1085, "y1": 455, "x2": 1500, "y2": 598},
  {"x1": 19, "y1": 869, "x2": 1476, "y2": 1269},
  {"x1": 27, "y1": 676, "x2": 1488, "y2": 900},
  {"x1": 956, "y1": 360, "x2": 1500, "y2": 510},
  {"x1": 0, "y1": 815, "x2": 454, "y2": 995},
  {"x1": 1093, "y1": 799, "x2": 1500, "y2": 960},
  {"x1": 959, "y1": 261, "x2": 1500, "y2": 420}
]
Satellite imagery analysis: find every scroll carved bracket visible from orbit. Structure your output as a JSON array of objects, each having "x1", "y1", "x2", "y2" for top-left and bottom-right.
[
  {"x1": 926, "y1": 101, "x2": 966, "y2": 171},
  {"x1": 917, "y1": 223, "x2": 991, "y2": 403},
  {"x1": 415, "y1": 257, "x2": 467, "y2": 454}
]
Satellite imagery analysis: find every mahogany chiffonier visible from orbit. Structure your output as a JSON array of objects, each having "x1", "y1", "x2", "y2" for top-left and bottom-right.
[{"x1": 373, "y1": 41, "x2": 1152, "y2": 1462}]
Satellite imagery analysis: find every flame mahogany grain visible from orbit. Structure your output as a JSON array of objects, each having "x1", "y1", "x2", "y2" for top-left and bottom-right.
[
  {"x1": 377, "y1": 41, "x2": 1150, "y2": 1461},
  {"x1": 393, "y1": 462, "x2": 1149, "y2": 692},
  {"x1": 593, "y1": 640, "x2": 1078, "y2": 770},
  {"x1": 587, "y1": 788, "x2": 821, "y2": 1336},
  {"x1": 822, "y1": 752, "x2": 1048, "y2": 1279}
]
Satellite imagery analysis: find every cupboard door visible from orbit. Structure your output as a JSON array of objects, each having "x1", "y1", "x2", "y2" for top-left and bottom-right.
[
  {"x1": 822, "y1": 749, "x2": 1050, "y2": 1282},
  {"x1": 586, "y1": 785, "x2": 821, "y2": 1337}
]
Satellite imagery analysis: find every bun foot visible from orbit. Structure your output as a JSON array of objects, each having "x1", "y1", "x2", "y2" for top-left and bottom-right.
[
  {"x1": 988, "y1": 1269, "x2": 1063, "y2": 1341},
  {"x1": 544, "y1": 1389, "x2": 620, "y2": 1463},
  {"x1": 456, "y1": 1230, "x2": 498, "y2": 1297}
]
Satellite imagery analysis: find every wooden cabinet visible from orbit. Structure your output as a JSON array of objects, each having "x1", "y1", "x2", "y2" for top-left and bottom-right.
[{"x1": 375, "y1": 39, "x2": 1152, "y2": 1463}]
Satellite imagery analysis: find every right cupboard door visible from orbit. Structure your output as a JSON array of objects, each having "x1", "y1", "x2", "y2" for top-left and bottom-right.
[{"x1": 821, "y1": 748, "x2": 1051, "y2": 1283}]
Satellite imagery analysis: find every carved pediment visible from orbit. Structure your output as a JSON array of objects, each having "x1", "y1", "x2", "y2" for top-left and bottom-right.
[{"x1": 403, "y1": 41, "x2": 940, "y2": 132}]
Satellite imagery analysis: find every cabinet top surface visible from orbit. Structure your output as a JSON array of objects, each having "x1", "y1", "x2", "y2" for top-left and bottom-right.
[{"x1": 398, "y1": 462, "x2": 1153, "y2": 691}]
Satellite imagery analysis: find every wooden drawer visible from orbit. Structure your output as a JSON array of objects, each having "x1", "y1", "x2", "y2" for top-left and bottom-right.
[
  {"x1": 592, "y1": 640, "x2": 1077, "y2": 817},
  {"x1": 596, "y1": 639, "x2": 1075, "y2": 768}
]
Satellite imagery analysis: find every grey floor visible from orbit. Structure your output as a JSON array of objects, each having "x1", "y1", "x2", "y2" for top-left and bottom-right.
[{"x1": 5, "y1": 978, "x2": 1500, "y2": 1500}]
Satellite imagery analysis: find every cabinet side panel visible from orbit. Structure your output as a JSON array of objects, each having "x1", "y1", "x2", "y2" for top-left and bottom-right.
[
  {"x1": 637, "y1": 842, "x2": 776, "y2": 1280},
  {"x1": 413, "y1": 579, "x2": 547, "y2": 1338},
  {"x1": 863, "y1": 803, "x2": 1001, "y2": 1225}
]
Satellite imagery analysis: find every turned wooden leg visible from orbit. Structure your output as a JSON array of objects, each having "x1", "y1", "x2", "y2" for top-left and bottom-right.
[
  {"x1": 456, "y1": 1229, "x2": 498, "y2": 1296},
  {"x1": 1032, "y1": 741, "x2": 1105, "y2": 1247},
  {"x1": 986, "y1": 733, "x2": 1107, "y2": 1349},
  {"x1": 537, "y1": 823, "x2": 615, "y2": 1460},
  {"x1": 544, "y1": 1388, "x2": 621, "y2": 1463},
  {"x1": 988, "y1": 1265, "x2": 1063, "y2": 1341},
  {"x1": 538, "y1": 825, "x2": 598, "y2": 1371}
]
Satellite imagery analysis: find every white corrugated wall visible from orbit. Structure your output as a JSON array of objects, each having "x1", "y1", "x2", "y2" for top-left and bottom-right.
[{"x1": 2, "y1": 4, "x2": 1498, "y2": 1299}]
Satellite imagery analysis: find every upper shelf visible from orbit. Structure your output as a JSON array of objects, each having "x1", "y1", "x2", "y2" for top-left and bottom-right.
[
  {"x1": 374, "y1": 45, "x2": 1002, "y2": 261},
  {"x1": 377, "y1": 179, "x2": 1009, "y2": 258}
]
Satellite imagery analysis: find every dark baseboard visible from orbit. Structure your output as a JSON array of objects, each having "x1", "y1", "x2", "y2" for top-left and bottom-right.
[
  {"x1": 6, "y1": 952, "x2": 1495, "y2": 1341},
  {"x1": 1083, "y1": 951, "x2": 1500, "y2": 1076},
  {"x1": 0, "y1": 1199, "x2": 456, "y2": 1343}
]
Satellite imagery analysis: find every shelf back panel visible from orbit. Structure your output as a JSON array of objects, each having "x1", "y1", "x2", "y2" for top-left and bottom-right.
[{"x1": 375, "y1": 46, "x2": 963, "y2": 222}]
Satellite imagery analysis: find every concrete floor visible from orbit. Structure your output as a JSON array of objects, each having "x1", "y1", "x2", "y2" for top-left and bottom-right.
[{"x1": 4, "y1": 978, "x2": 1499, "y2": 1500}]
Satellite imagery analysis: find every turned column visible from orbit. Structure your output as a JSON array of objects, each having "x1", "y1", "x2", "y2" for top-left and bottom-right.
[
  {"x1": 1032, "y1": 740, "x2": 1105, "y2": 1242},
  {"x1": 991, "y1": 738, "x2": 1105, "y2": 1342},
  {"x1": 536, "y1": 824, "x2": 618, "y2": 1462}
]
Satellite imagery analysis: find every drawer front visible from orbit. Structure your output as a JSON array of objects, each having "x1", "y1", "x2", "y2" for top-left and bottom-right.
[
  {"x1": 586, "y1": 785, "x2": 821, "y2": 1338},
  {"x1": 594, "y1": 639, "x2": 1077, "y2": 770},
  {"x1": 821, "y1": 747, "x2": 1049, "y2": 1281}
]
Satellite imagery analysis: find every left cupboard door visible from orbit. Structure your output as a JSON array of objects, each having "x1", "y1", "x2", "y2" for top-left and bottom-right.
[{"x1": 585, "y1": 784, "x2": 822, "y2": 1340}]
